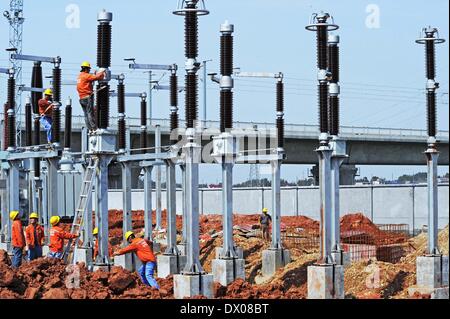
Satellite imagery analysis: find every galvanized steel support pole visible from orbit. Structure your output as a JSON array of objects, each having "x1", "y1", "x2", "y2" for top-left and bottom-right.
[
  {"x1": 155, "y1": 124, "x2": 162, "y2": 230},
  {"x1": 317, "y1": 147, "x2": 333, "y2": 264},
  {"x1": 46, "y1": 158, "x2": 59, "y2": 225},
  {"x1": 181, "y1": 164, "x2": 187, "y2": 245},
  {"x1": 8, "y1": 163, "x2": 20, "y2": 245},
  {"x1": 426, "y1": 150, "x2": 439, "y2": 255},
  {"x1": 182, "y1": 137, "x2": 203, "y2": 273},
  {"x1": 271, "y1": 160, "x2": 282, "y2": 249},
  {"x1": 121, "y1": 163, "x2": 132, "y2": 240},
  {"x1": 41, "y1": 164, "x2": 49, "y2": 238},
  {"x1": 143, "y1": 166, "x2": 153, "y2": 241},
  {"x1": 96, "y1": 156, "x2": 112, "y2": 265},
  {"x1": 165, "y1": 160, "x2": 179, "y2": 255},
  {"x1": 330, "y1": 156, "x2": 344, "y2": 253},
  {"x1": 221, "y1": 161, "x2": 236, "y2": 257}
]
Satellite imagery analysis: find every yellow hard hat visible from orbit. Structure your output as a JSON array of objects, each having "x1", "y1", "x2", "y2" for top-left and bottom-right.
[
  {"x1": 81, "y1": 61, "x2": 91, "y2": 68},
  {"x1": 262, "y1": 208, "x2": 268, "y2": 213},
  {"x1": 50, "y1": 216, "x2": 61, "y2": 226},
  {"x1": 93, "y1": 227, "x2": 99, "y2": 236},
  {"x1": 125, "y1": 231, "x2": 134, "y2": 241},
  {"x1": 30, "y1": 212, "x2": 39, "y2": 219},
  {"x1": 9, "y1": 211, "x2": 19, "y2": 220},
  {"x1": 44, "y1": 88, "x2": 53, "y2": 96}
]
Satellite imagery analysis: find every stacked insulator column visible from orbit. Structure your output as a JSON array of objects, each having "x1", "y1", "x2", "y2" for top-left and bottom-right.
[
  {"x1": 117, "y1": 80, "x2": 126, "y2": 151},
  {"x1": 7, "y1": 73, "x2": 16, "y2": 150},
  {"x1": 51, "y1": 64, "x2": 62, "y2": 145},
  {"x1": 3, "y1": 104, "x2": 8, "y2": 151},
  {"x1": 33, "y1": 115, "x2": 41, "y2": 177},
  {"x1": 25, "y1": 98, "x2": 32, "y2": 146},
  {"x1": 328, "y1": 34, "x2": 340, "y2": 136},
  {"x1": 276, "y1": 79, "x2": 285, "y2": 148},
  {"x1": 220, "y1": 21, "x2": 234, "y2": 133},
  {"x1": 184, "y1": 1, "x2": 199, "y2": 129},
  {"x1": 424, "y1": 30, "x2": 438, "y2": 139},
  {"x1": 97, "y1": 11, "x2": 113, "y2": 129},
  {"x1": 170, "y1": 72, "x2": 179, "y2": 144},
  {"x1": 31, "y1": 62, "x2": 43, "y2": 114},
  {"x1": 64, "y1": 99, "x2": 72, "y2": 149},
  {"x1": 415, "y1": 27, "x2": 445, "y2": 256},
  {"x1": 140, "y1": 95, "x2": 148, "y2": 152}
]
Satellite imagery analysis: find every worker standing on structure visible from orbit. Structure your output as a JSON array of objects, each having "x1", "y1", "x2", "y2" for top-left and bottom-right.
[
  {"x1": 10, "y1": 211, "x2": 25, "y2": 268},
  {"x1": 25, "y1": 213, "x2": 45, "y2": 261},
  {"x1": 38, "y1": 89, "x2": 54, "y2": 143},
  {"x1": 92, "y1": 227, "x2": 113, "y2": 261},
  {"x1": 113, "y1": 231, "x2": 160, "y2": 289},
  {"x1": 47, "y1": 216, "x2": 79, "y2": 259},
  {"x1": 77, "y1": 61, "x2": 106, "y2": 132},
  {"x1": 260, "y1": 208, "x2": 272, "y2": 242}
]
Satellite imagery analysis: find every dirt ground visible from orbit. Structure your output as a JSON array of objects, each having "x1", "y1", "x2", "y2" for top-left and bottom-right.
[{"x1": 0, "y1": 211, "x2": 448, "y2": 299}]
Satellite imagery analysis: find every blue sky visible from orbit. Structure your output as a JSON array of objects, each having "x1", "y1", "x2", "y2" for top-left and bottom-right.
[{"x1": 0, "y1": 0, "x2": 448, "y2": 183}]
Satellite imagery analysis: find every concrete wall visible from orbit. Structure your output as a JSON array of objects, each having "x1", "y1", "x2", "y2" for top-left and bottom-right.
[{"x1": 84, "y1": 184, "x2": 449, "y2": 232}]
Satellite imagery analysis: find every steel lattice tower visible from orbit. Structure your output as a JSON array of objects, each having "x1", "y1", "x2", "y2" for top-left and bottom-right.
[{"x1": 4, "y1": 0, "x2": 24, "y2": 146}]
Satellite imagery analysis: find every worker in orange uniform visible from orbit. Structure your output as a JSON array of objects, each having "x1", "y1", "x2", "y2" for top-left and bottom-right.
[
  {"x1": 260, "y1": 208, "x2": 272, "y2": 242},
  {"x1": 47, "y1": 216, "x2": 79, "y2": 259},
  {"x1": 92, "y1": 227, "x2": 112, "y2": 261},
  {"x1": 38, "y1": 88, "x2": 54, "y2": 143},
  {"x1": 10, "y1": 211, "x2": 25, "y2": 268},
  {"x1": 77, "y1": 61, "x2": 106, "y2": 132},
  {"x1": 25, "y1": 213, "x2": 45, "y2": 261},
  {"x1": 113, "y1": 231, "x2": 160, "y2": 289}
]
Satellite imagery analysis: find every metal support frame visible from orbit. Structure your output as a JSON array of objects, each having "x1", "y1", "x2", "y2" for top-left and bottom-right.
[
  {"x1": 95, "y1": 155, "x2": 113, "y2": 265},
  {"x1": 155, "y1": 124, "x2": 163, "y2": 230},
  {"x1": 330, "y1": 152, "x2": 344, "y2": 254},
  {"x1": 45, "y1": 158, "x2": 59, "y2": 232},
  {"x1": 164, "y1": 159, "x2": 180, "y2": 255},
  {"x1": 426, "y1": 149, "x2": 439, "y2": 254},
  {"x1": 142, "y1": 164, "x2": 153, "y2": 241},
  {"x1": 317, "y1": 145, "x2": 333, "y2": 264},
  {"x1": 182, "y1": 132, "x2": 203, "y2": 274},
  {"x1": 6, "y1": 161, "x2": 20, "y2": 247},
  {"x1": 180, "y1": 164, "x2": 187, "y2": 246},
  {"x1": 221, "y1": 161, "x2": 236, "y2": 257},
  {"x1": 270, "y1": 159, "x2": 282, "y2": 249}
]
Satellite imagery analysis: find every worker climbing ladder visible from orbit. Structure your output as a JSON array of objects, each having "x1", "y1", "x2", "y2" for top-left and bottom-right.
[{"x1": 62, "y1": 157, "x2": 99, "y2": 263}]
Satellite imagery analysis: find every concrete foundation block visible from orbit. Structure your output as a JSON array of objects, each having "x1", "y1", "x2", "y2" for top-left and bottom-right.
[
  {"x1": 212, "y1": 258, "x2": 245, "y2": 286},
  {"x1": 42, "y1": 245, "x2": 49, "y2": 256},
  {"x1": 74, "y1": 247, "x2": 92, "y2": 266},
  {"x1": 177, "y1": 244, "x2": 187, "y2": 255},
  {"x1": 215, "y1": 247, "x2": 244, "y2": 259},
  {"x1": 408, "y1": 286, "x2": 449, "y2": 299},
  {"x1": 152, "y1": 242, "x2": 161, "y2": 254},
  {"x1": 307, "y1": 264, "x2": 345, "y2": 299},
  {"x1": 173, "y1": 273, "x2": 214, "y2": 299},
  {"x1": 261, "y1": 249, "x2": 291, "y2": 277},
  {"x1": 416, "y1": 255, "x2": 448, "y2": 288},
  {"x1": 157, "y1": 254, "x2": 187, "y2": 279},
  {"x1": 0, "y1": 242, "x2": 9, "y2": 252},
  {"x1": 92, "y1": 264, "x2": 112, "y2": 272},
  {"x1": 113, "y1": 254, "x2": 134, "y2": 271},
  {"x1": 332, "y1": 251, "x2": 351, "y2": 269}
]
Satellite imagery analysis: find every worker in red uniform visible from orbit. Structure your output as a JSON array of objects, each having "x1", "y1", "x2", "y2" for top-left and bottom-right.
[
  {"x1": 77, "y1": 61, "x2": 105, "y2": 132},
  {"x1": 10, "y1": 211, "x2": 25, "y2": 268},
  {"x1": 113, "y1": 231, "x2": 160, "y2": 289},
  {"x1": 25, "y1": 213, "x2": 45, "y2": 260},
  {"x1": 47, "y1": 216, "x2": 79, "y2": 259},
  {"x1": 92, "y1": 227, "x2": 112, "y2": 261},
  {"x1": 38, "y1": 88, "x2": 54, "y2": 143}
]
